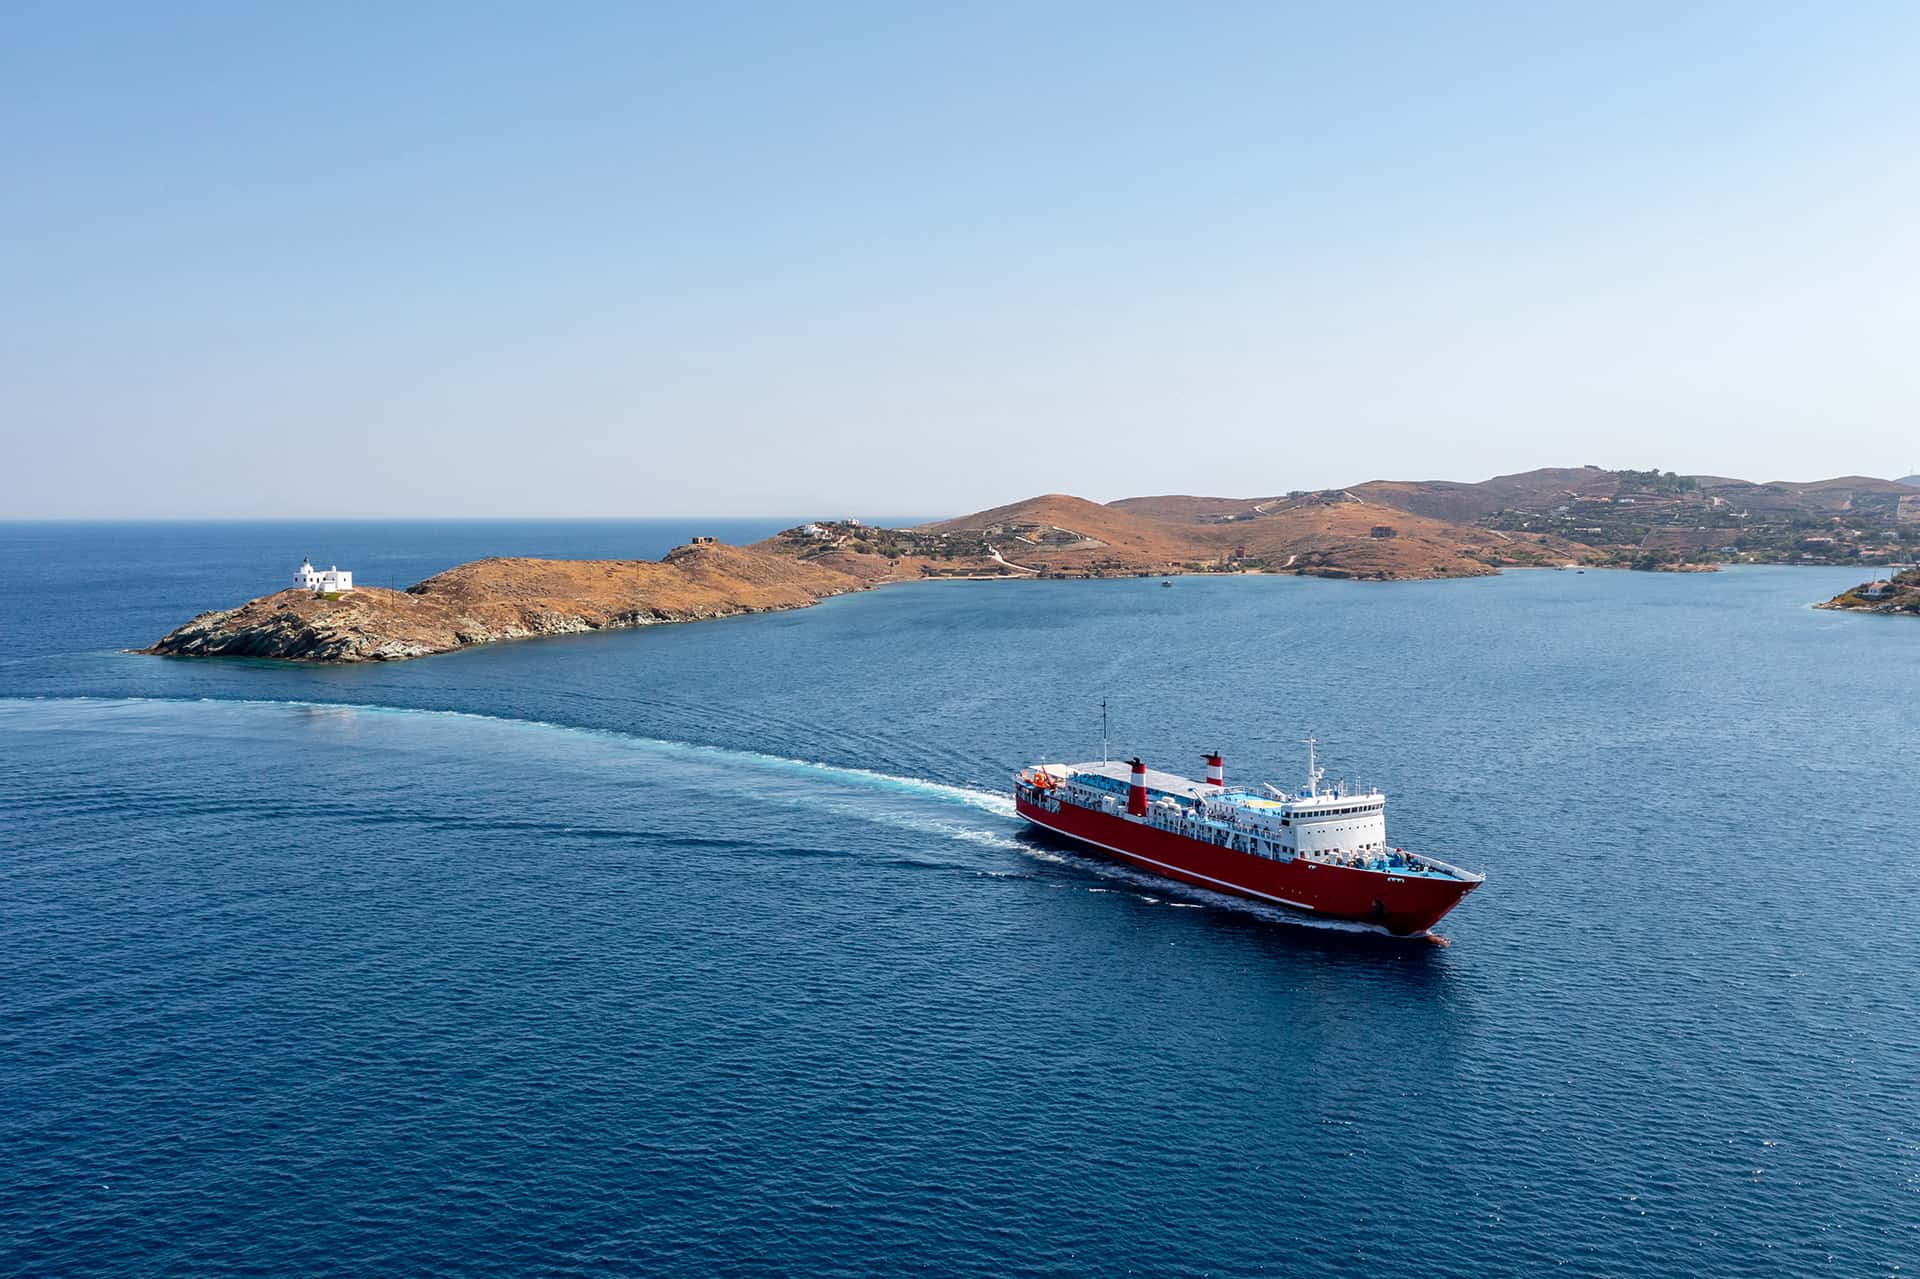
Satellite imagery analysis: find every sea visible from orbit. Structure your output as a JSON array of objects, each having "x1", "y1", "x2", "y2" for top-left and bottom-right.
[{"x1": 2, "y1": 521, "x2": 1915, "y2": 1278}]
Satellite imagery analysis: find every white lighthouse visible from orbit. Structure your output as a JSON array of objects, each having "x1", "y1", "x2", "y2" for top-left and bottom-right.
[{"x1": 294, "y1": 558, "x2": 353, "y2": 593}]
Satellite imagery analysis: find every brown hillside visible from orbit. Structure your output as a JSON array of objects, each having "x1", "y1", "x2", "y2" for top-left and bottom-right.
[
  {"x1": 917, "y1": 494, "x2": 1206, "y2": 569},
  {"x1": 1207, "y1": 501, "x2": 1492, "y2": 578},
  {"x1": 1113, "y1": 469, "x2": 1914, "y2": 538},
  {"x1": 1350, "y1": 466, "x2": 1620, "y2": 523},
  {"x1": 149, "y1": 543, "x2": 867, "y2": 662},
  {"x1": 920, "y1": 494, "x2": 1178, "y2": 546},
  {"x1": 1770, "y1": 475, "x2": 1918, "y2": 494},
  {"x1": 1688, "y1": 474, "x2": 1913, "y2": 516},
  {"x1": 1349, "y1": 467, "x2": 1912, "y2": 523},
  {"x1": 1106, "y1": 495, "x2": 1279, "y2": 523},
  {"x1": 917, "y1": 492, "x2": 1524, "y2": 578}
]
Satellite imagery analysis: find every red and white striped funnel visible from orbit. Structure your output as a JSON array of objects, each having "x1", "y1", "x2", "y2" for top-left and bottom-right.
[
  {"x1": 1203, "y1": 752, "x2": 1224, "y2": 788},
  {"x1": 1127, "y1": 758, "x2": 1148, "y2": 816}
]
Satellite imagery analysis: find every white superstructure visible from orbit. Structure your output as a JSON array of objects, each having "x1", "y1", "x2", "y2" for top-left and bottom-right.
[
  {"x1": 1036, "y1": 735, "x2": 1395, "y2": 865},
  {"x1": 294, "y1": 559, "x2": 353, "y2": 592}
]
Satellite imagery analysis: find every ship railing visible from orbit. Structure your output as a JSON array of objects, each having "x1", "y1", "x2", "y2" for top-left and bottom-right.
[
  {"x1": 1417, "y1": 854, "x2": 1486, "y2": 883},
  {"x1": 1297, "y1": 847, "x2": 1483, "y2": 882}
]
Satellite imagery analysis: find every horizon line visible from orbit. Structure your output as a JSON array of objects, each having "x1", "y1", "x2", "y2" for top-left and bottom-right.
[{"x1": 5, "y1": 467, "x2": 1918, "y2": 524}]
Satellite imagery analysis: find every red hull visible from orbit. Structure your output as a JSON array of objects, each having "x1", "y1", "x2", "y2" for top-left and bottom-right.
[{"x1": 1016, "y1": 796, "x2": 1477, "y2": 935}]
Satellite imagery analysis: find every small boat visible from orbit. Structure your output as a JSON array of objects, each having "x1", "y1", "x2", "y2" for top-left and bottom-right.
[{"x1": 1161, "y1": 580, "x2": 1173, "y2": 587}]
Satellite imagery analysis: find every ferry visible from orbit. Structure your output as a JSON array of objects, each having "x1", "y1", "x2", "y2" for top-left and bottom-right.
[{"x1": 1013, "y1": 736, "x2": 1483, "y2": 935}]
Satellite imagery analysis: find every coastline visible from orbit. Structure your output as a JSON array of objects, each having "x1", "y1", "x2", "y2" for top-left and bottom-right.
[
  {"x1": 143, "y1": 548, "x2": 1883, "y2": 667},
  {"x1": 145, "y1": 543, "x2": 1560, "y2": 666}
]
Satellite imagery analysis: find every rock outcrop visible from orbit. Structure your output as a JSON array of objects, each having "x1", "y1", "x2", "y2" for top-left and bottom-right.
[
  {"x1": 1815, "y1": 567, "x2": 1920, "y2": 616},
  {"x1": 147, "y1": 543, "x2": 868, "y2": 662}
]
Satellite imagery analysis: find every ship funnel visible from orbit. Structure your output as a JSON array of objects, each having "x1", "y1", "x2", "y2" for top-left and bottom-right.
[
  {"x1": 1203, "y1": 752, "x2": 1224, "y2": 788},
  {"x1": 1127, "y1": 757, "x2": 1148, "y2": 817}
]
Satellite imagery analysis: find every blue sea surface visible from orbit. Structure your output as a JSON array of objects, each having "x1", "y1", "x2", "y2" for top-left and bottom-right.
[{"x1": 2, "y1": 523, "x2": 1916, "y2": 1277}]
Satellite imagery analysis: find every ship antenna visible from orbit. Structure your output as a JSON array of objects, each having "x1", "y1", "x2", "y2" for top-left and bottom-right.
[
  {"x1": 1303, "y1": 731, "x2": 1322, "y2": 798},
  {"x1": 1101, "y1": 697, "x2": 1109, "y2": 765}
]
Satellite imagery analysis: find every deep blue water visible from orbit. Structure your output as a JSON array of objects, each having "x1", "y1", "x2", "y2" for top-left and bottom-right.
[{"x1": 3, "y1": 523, "x2": 1917, "y2": 1277}]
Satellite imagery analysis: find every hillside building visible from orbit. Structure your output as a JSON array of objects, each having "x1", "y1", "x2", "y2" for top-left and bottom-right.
[{"x1": 295, "y1": 559, "x2": 353, "y2": 592}]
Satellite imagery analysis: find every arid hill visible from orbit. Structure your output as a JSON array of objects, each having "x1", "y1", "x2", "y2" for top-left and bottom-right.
[
  {"x1": 894, "y1": 467, "x2": 1920, "y2": 579},
  {"x1": 1098, "y1": 494, "x2": 1278, "y2": 524},
  {"x1": 917, "y1": 494, "x2": 1215, "y2": 571},
  {"x1": 1188, "y1": 495, "x2": 1569, "y2": 578},
  {"x1": 762, "y1": 490, "x2": 1581, "y2": 582},
  {"x1": 1346, "y1": 467, "x2": 1918, "y2": 523},
  {"x1": 909, "y1": 491, "x2": 1579, "y2": 578},
  {"x1": 1346, "y1": 467, "x2": 1622, "y2": 525},
  {"x1": 1127, "y1": 467, "x2": 1920, "y2": 569},
  {"x1": 148, "y1": 543, "x2": 868, "y2": 662}
]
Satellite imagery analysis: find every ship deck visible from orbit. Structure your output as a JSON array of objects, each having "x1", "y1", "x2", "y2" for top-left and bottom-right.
[
  {"x1": 1026, "y1": 761, "x2": 1480, "y2": 883},
  {"x1": 1042, "y1": 759, "x2": 1217, "y2": 798}
]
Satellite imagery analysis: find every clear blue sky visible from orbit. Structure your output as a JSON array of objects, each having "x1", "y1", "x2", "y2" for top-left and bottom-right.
[{"x1": 6, "y1": 1, "x2": 1918, "y2": 518}]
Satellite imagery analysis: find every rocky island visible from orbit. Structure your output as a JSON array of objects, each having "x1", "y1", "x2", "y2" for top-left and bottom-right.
[
  {"x1": 146, "y1": 543, "x2": 889, "y2": 662},
  {"x1": 1816, "y1": 566, "x2": 1920, "y2": 616}
]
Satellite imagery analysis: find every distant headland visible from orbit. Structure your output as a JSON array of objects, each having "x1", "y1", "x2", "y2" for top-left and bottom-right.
[
  {"x1": 1816, "y1": 567, "x2": 1920, "y2": 616},
  {"x1": 147, "y1": 466, "x2": 1920, "y2": 662}
]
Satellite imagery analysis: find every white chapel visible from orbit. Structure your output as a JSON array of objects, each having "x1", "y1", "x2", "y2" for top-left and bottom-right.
[{"x1": 294, "y1": 559, "x2": 353, "y2": 592}]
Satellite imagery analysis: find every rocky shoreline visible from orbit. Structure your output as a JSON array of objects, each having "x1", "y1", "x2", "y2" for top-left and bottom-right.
[
  {"x1": 1814, "y1": 567, "x2": 1920, "y2": 616},
  {"x1": 145, "y1": 543, "x2": 875, "y2": 663}
]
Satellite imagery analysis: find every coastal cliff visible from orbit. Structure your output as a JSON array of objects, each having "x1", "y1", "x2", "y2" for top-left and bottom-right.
[{"x1": 146, "y1": 543, "x2": 871, "y2": 662}]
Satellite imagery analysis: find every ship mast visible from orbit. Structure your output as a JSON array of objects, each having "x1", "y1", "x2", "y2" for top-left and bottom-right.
[
  {"x1": 1303, "y1": 732, "x2": 1323, "y2": 798},
  {"x1": 1101, "y1": 697, "x2": 1109, "y2": 765}
]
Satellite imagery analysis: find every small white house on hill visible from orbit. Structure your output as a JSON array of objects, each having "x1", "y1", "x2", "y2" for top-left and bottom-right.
[{"x1": 295, "y1": 559, "x2": 353, "y2": 592}]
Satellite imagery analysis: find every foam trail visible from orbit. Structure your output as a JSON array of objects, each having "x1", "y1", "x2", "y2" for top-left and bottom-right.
[
  {"x1": 4, "y1": 696, "x2": 1410, "y2": 936},
  {"x1": 1, "y1": 695, "x2": 1017, "y2": 818}
]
